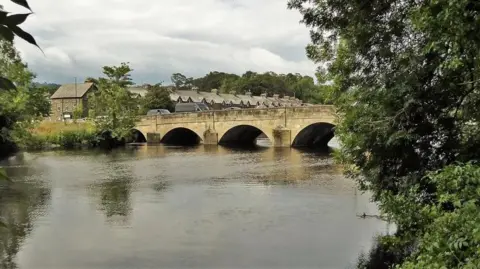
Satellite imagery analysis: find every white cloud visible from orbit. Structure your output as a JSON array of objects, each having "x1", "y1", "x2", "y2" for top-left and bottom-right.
[{"x1": 2, "y1": 0, "x2": 316, "y2": 84}]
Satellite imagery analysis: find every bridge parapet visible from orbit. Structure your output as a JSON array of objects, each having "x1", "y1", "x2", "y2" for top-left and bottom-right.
[
  {"x1": 156, "y1": 111, "x2": 214, "y2": 124},
  {"x1": 134, "y1": 105, "x2": 337, "y2": 148}
]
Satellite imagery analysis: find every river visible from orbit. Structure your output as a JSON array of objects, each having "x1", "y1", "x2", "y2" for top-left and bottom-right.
[{"x1": 0, "y1": 141, "x2": 389, "y2": 269}]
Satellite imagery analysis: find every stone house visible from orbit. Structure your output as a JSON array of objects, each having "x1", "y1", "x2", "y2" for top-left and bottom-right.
[{"x1": 50, "y1": 82, "x2": 97, "y2": 121}]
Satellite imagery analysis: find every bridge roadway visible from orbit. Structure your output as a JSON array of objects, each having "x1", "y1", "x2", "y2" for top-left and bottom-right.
[{"x1": 133, "y1": 105, "x2": 337, "y2": 148}]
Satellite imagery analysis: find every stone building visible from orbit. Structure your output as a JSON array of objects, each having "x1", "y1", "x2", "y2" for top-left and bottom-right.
[{"x1": 50, "y1": 83, "x2": 97, "y2": 121}]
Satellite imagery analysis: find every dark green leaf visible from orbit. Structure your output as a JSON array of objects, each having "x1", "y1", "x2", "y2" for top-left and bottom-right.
[
  {"x1": 0, "y1": 77, "x2": 16, "y2": 90},
  {"x1": 5, "y1": 13, "x2": 32, "y2": 25},
  {"x1": 9, "y1": 25, "x2": 42, "y2": 52},
  {"x1": 0, "y1": 168, "x2": 12, "y2": 181},
  {"x1": 0, "y1": 221, "x2": 6, "y2": 228},
  {"x1": 0, "y1": 10, "x2": 8, "y2": 20},
  {"x1": 0, "y1": 25, "x2": 14, "y2": 42},
  {"x1": 10, "y1": 0, "x2": 31, "y2": 11}
]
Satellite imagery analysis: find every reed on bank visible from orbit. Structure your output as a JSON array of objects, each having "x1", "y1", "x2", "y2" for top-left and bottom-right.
[{"x1": 15, "y1": 120, "x2": 99, "y2": 150}]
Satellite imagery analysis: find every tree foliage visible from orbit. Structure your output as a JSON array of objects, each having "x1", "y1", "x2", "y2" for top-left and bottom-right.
[
  {"x1": 0, "y1": 0, "x2": 39, "y2": 91},
  {"x1": 171, "y1": 72, "x2": 193, "y2": 90},
  {"x1": 398, "y1": 163, "x2": 480, "y2": 269},
  {"x1": 99, "y1": 62, "x2": 134, "y2": 88},
  {"x1": 171, "y1": 70, "x2": 331, "y2": 103},
  {"x1": 88, "y1": 63, "x2": 138, "y2": 140},
  {"x1": 140, "y1": 83, "x2": 174, "y2": 113},
  {"x1": 289, "y1": 0, "x2": 480, "y2": 267},
  {"x1": 0, "y1": 39, "x2": 41, "y2": 159}
]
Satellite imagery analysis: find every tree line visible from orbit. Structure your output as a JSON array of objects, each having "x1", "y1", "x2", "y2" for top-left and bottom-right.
[
  {"x1": 288, "y1": 0, "x2": 480, "y2": 268},
  {"x1": 168, "y1": 70, "x2": 332, "y2": 104}
]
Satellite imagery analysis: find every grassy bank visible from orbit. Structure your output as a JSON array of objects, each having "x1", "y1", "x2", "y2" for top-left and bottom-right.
[{"x1": 17, "y1": 121, "x2": 99, "y2": 150}]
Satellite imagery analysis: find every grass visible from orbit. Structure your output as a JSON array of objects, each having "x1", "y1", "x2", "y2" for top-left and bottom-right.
[
  {"x1": 21, "y1": 120, "x2": 99, "y2": 150},
  {"x1": 31, "y1": 121, "x2": 96, "y2": 136}
]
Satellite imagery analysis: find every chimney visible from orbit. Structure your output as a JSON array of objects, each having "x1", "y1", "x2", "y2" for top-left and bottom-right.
[
  {"x1": 273, "y1": 94, "x2": 279, "y2": 99},
  {"x1": 211, "y1": 88, "x2": 218, "y2": 94},
  {"x1": 229, "y1": 90, "x2": 236, "y2": 95},
  {"x1": 246, "y1": 91, "x2": 252, "y2": 97}
]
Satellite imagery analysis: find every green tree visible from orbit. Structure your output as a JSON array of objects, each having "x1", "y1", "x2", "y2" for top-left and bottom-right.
[
  {"x1": 289, "y1": 0, "x2": 480, "y2": 267},
  {"x1": 32, "y1": 82, "x2": 60, "y2": 96},
  {"x1": 171, "y1": 72, "x2": 193, "y2": 90},
  {"x1": 25, "y1": 85, "x2": 51, "y2": 117},
  {"x1": 97, "y1": 62, "x2": 134, "y2": 88},
  {"x1": 88, "y1": 63, "x2": 138, "y2": 141},
  {"x1": 0, "y1": 1, "x2": 39, "y2": 91},
  {"x1": 141, "y1": 84, "x2": 174, "y2": 113},
  {"x1": 0, "y1": 39, "x2": 37, "y2": 159},
  {"x1": 72, "y1": 102, "x2": 83, "y2": 122},
  {"x1": 171, "y1": 73, "x2": 187, "y2": 89},
  {"x1": 398, "y1": 163, "x2": 480, "y2": 269},
  {"x1": 192, "y1": 71, "x2": 240, "y2": 92}
]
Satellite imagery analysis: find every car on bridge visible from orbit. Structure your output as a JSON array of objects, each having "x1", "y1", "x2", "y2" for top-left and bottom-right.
[
  {"x1": 146, "y1": 109, "x2": 171, "y2": 116},
  {"x1": 175, "y1": 102, "x2": 210, "y2": 113}
]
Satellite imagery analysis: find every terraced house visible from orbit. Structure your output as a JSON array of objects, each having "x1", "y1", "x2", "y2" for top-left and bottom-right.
[{"x1": 125, "y1": 87, "x2": 304, "y2": 110}]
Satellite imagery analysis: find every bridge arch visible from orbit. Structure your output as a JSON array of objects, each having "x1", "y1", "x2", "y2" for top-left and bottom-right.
[
  {"x1": 161, "y1": 127, "x2": 203, "y2": 146},
  {"x1": 292, "y1": 122, "x2": 335, "y2": 149},
  {"x1": 218, "y1": 124, "x2": 274, "y2": 146},
  {"x1": 130, "y1": 128, "x2": 147, "y2": 143}
]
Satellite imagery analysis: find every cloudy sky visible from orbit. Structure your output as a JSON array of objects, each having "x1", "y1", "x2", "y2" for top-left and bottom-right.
[{"x1": 4, "y1": 0, "x2": 315, "y2": 84}]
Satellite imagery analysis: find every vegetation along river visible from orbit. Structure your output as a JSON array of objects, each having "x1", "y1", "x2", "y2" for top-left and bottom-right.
[{"x1": 0, "y1": 139, "x2": 389, "y2": 269}]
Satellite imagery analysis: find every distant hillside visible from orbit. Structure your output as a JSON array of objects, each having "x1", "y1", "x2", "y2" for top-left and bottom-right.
[{"x1": 33, "y1": 82, "x2": 61, "y2": 95}]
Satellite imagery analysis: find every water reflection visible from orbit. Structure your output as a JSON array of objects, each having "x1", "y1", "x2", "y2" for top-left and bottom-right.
[
  {"x1": 1, "y1": 144, "x2": 386, "y2": 269},
  {"x1": 0, "y1": 157, "x2": 50, "y2": 269},
  {"x1": 88, "y1": 163, "x2": 133, "y2": 225}
]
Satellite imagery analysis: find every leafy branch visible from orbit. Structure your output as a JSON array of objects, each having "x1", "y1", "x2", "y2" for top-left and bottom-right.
[{"x1": 0, "y1": 0, "x2": 41, "y2": 91}]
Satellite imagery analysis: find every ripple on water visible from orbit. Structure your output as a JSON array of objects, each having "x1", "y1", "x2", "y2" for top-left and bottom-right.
[{"x1": 0, "y1": 145, "x2": 387, "y2": 269}]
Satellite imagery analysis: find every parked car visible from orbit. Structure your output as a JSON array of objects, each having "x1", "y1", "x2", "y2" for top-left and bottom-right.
[
  {"x1": 146, "y1": 109, "x2": 171, "y2": 116},
  {"x1": 175, "y1": 102, "x2": 209, "y2": 113}
]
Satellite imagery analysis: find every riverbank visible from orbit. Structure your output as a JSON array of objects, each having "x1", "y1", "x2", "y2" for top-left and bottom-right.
[{"x1": 17, "y1": 121, "x2": 98, "y2": 150}]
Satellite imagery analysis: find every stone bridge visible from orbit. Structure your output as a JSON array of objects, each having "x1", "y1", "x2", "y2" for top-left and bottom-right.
[{"x1": 133, "y1": 106, "x2": 337, "y2": 148}]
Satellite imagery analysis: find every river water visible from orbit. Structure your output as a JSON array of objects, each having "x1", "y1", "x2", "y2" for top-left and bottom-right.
[{"x1": 0, "y1": 141, "x2": 388, "y2": 269}]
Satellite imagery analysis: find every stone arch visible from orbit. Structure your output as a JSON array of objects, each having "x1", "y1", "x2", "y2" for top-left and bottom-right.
[
  {"x1": 218, "y1": 124, "x2": 274, "y2": 146},
  {"x1": 160, "y1": 127, "x2": 203, "y2": 146},
  {"x1": 291, "y1": 122, "x2": 335, "y2": 149},
  {"x1": 130, "y1": 128, "x2": 147, "y2": 143}
]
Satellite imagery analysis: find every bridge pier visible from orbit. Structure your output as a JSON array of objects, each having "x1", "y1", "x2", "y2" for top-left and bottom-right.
[
  {"x1": 146, "y1": 132, "x2": 161, "y2": 144},
  {"x1": 203, "y1": 129, "x2": 218, "y2": 145},
  {"x1": 272, "y1": 127, "x2": 291, "y2": 148}
]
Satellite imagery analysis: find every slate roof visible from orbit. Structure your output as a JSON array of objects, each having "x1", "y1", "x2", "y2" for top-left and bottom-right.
[
  {"x1": 176, "y1": 90, "x2": 205, "y2": 103},
  {"x1": 169, "y1": 92, "x2": 181, "y2": 102},
  {"x1": 163, "y1": 89, "x2": 306, "y2": 107},
  {"x1": 218, "y1": 93, "x2": 243, "y2": 105},
  {"x1": 267, "y1": 97, "x2": 280, "y2": 107},
  {"x1": 51, "y1": 83, "x2": 95, "y2": 99},
  {"x1": 127, "y1": 87, "x2": 148, "y2": 97},
  {"x1": 236, "y1": 94, "x2": 257, "y2": 106},
  {"x1": 199, "y1": 92, "x2": 225, "y2": 104},
  {"x1": 252, "y1": 96, "x2": 270, "y2": 106}
]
